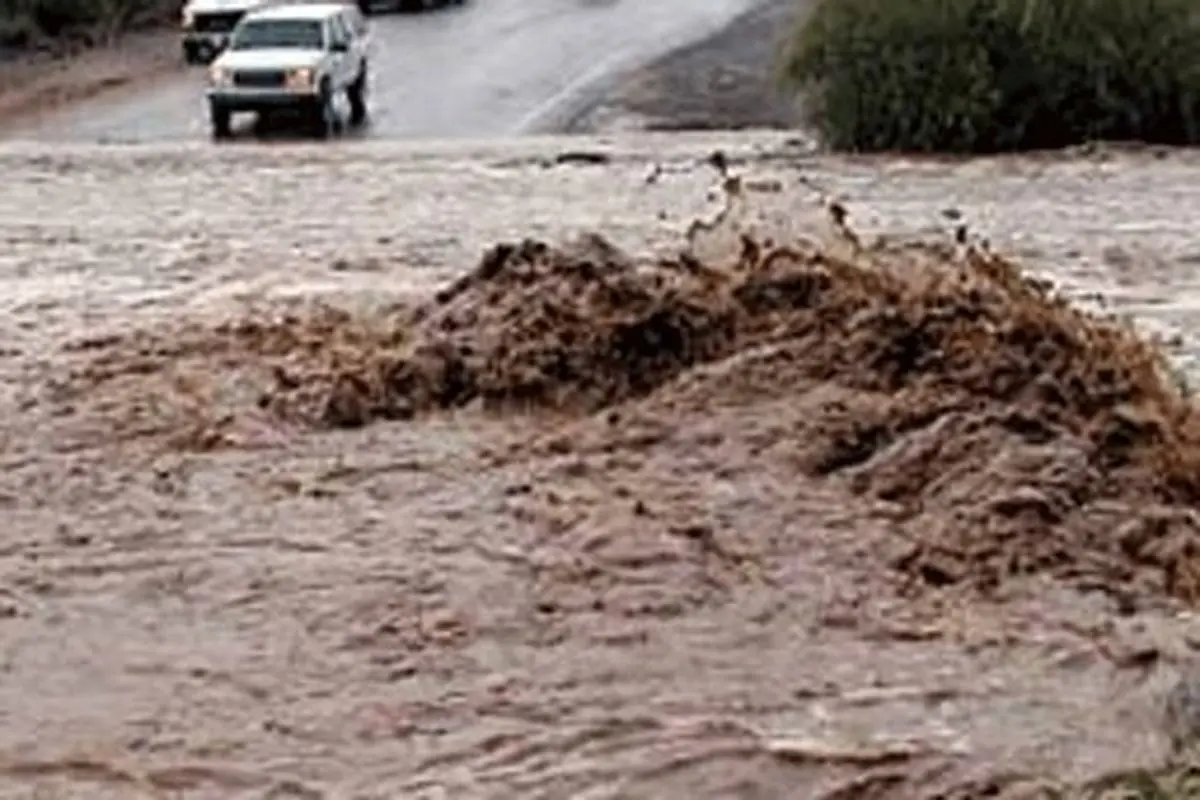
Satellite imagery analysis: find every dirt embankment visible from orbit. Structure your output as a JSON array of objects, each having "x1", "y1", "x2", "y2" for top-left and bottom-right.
[
  {"x1": 5, "y1": 138, "x2": 1200, "y2": 798},
  {"x1": 0, "y1": 29, "x2": 179, "y2": 129},
  {"x1": 569, "y1": 0, "x2": 806, "y2": 135}
]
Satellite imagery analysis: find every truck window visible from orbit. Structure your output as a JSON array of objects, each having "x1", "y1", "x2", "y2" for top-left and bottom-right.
[{"x1": 328, "y1": 15, "x2": 351, "y2": 47}]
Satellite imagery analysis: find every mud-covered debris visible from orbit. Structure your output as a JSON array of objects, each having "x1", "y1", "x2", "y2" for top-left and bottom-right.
[
  {"x1": 1164, "y1": 670, "x2": 1200, "y2": 753},
  {"x1": 263, "y1": 234, "x2": 744, "y2": 423},
  {"x1": 706, "y1": 149, "x2": 730, "y2": 175},
  {"x1": 551, "y1": 150, "x2": 612, "y2": 166}
]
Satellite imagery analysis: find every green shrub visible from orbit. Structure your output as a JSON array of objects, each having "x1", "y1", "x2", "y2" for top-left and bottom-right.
[{"x1": 780, "y1": 0, "x2": 1200, "y2": 153}]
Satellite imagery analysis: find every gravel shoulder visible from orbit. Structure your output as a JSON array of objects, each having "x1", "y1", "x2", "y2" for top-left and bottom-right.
[
  {"x1": 1, "y1": 133, "x2": 1200, "y2": 798},
  {"x1": 568, "y1": 0, "x2": 805, "y2": 135},
  {"x1": 0, "y1": 31, "x2": 180, "y2": 132}
]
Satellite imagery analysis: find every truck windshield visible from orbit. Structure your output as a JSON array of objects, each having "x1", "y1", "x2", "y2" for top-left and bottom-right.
[{"x1": 229, "y1": 19, "x2": 324, "y2": 50}]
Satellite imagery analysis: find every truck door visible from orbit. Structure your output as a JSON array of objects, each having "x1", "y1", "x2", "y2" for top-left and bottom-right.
[
  {"x1": 327, "y1": 16, "x2": 353, "y2": 86},
  {"x1": 346, "y1": 6, "x2": 371, "y2": 59}
]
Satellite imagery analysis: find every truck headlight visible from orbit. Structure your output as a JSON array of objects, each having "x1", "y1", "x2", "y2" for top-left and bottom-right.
[
  {"x1": 209, "y1": 66, "x2": 232, "y2": 87},
  {"x1": 285, "y1": 68, "x2": 315, "y2": 91}
]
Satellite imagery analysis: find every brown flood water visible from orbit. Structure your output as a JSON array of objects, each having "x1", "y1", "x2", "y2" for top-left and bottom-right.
[{"x1": 1, "y1": 134, "x2": 1199, "y2": 799}]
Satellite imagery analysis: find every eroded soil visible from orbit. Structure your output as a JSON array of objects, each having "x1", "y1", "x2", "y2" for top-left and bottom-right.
[
  {"x1": 0, "y1": 30, "x2": 179, "y2": 132},
  {"x1": 1, "y1": 134, "x2": 1200, "y2": 798},
  {"x1": 567, "y1": 0, "x2": 804, "y2": 135}
]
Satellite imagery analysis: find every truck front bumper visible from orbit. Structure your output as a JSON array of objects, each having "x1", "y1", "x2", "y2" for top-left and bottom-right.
[{"x1": 207, "y1": 88, "x2": 322, "y2": 114}]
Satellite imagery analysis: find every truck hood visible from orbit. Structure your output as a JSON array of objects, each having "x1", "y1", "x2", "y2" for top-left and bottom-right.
[
  {"x1": 185, "y1": 0, "x2": 266, "y2": 12},
  {"x1": 214, "y1": 48, "x2": 324, "y2": 71}
]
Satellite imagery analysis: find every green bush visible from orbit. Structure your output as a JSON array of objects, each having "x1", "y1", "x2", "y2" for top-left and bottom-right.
[{"x1": 780, "y1": 0, "x2": 1200, "y2": 153}]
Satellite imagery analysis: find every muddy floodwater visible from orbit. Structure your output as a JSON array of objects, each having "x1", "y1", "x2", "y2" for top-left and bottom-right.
[{"x1": 1, "y1": 133, "x2": 1200, "y2": 799}]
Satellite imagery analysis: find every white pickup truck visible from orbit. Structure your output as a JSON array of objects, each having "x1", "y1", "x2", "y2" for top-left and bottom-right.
[
  {"x1": 205, "y1": 3, "x2": 371, "y2": 138},
  {"x1": 181, "y1": 0, "x2": 273, "y2": 65}
]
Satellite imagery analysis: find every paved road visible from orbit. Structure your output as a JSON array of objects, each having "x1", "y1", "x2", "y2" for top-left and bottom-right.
[{"x1": 3, "y1": 0, "x2": 758, "y2": 143}]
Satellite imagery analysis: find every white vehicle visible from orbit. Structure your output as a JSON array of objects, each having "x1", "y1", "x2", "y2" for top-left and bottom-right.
[
  {"x1": 181, "y1": 0, "x2": 273, "y2": 65},
  {"x1": 205, "y1": 3, "x2": 370, "y2": 139}
]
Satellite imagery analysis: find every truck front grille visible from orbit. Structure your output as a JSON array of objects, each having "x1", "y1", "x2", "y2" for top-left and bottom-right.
[{"x1": 233, "y1": 69, "x2": 288, "y2": 88}]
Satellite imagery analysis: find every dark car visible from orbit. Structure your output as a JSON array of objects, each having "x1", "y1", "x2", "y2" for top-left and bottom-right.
[
  {"x1": 182, "y1": 0, "x2": 270, "y2": 65},
  {"x1": 357, "y1": 0, "x2": 465, "y2": 13}
]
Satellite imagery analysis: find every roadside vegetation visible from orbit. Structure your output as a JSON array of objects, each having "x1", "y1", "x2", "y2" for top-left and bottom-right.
[
  {"x1": 779, "y1": 0, "x2": 1200, "y2": 153},
  {"x1": 0, "y1": 0, "x2": 177, "y2": 53}
]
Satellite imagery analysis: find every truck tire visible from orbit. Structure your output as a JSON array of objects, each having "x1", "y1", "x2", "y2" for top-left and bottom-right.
[
  {"x1": 311, "y1": 81, "x2": 337, "y2": 139},
  {"x1": 210, "y1": 104, "x2": 232, "y2": 139},
  {"x1": 347, "y1": 66, "x2": 368, "y2": 126}
]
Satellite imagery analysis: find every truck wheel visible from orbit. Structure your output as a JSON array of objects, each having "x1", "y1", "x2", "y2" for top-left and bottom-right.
[
  {"x1": 210, "y1": 105, "x2": 232, "y2": 139},
  {"x1": 347, "y1": 68, "x2": 368, "y2": 126},
  {"x1": 311, "y1": 83, "x2": 338, "y2": 139}
]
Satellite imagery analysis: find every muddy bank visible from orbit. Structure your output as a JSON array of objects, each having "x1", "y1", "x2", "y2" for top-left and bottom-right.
[
  {"x1": 0, "y1": 29, "x2": 179, "y2": 130},
  {"x1": 3, "y1": 135, "x2": 1200, "y2": 797},
  {"x1": 568, "y1": 0, "x2": 806, "y2": 135}
]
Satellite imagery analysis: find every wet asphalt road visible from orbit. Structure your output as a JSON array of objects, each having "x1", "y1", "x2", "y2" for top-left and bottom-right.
[{"x1": 4, "y1": 0, "x2": 758, "y2": 143}]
